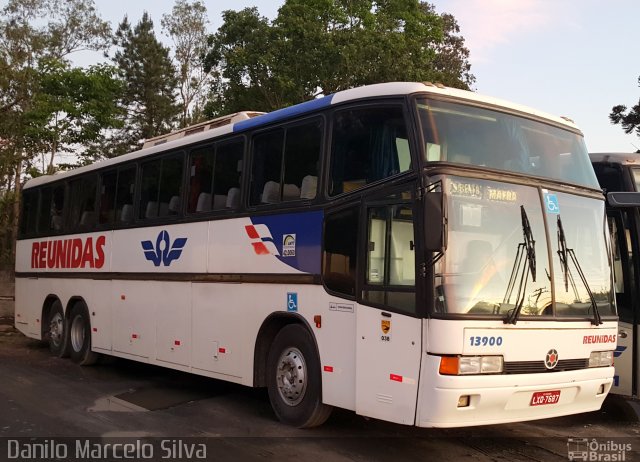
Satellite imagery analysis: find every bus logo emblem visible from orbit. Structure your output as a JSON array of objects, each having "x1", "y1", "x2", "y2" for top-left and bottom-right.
[
  {"x1": 283, "y1": 234, "x2": 296, "y2": 257},
  {"x1": 545, "y1": 349, "x2": 559, "y2": 369},
  {"x1": 245, "y1": 224, "x2": 280, "y2": 256},
  {"x1": 381, "y1": 320, "x2": 391, "y2": 335},
  {"x1": 141, "y1": 230, "x2": 188, "y2": 267}
]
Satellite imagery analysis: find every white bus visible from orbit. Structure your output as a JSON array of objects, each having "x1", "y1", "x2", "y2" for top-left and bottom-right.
[{"x1": 15, "y1": 82, "x2": 616, "y2": 428}]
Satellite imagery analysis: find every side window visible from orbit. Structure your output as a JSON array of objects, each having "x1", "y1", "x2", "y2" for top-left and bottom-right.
[
  {"x1": 99, "y1": 166, "x2": 136, "y2": 225},
  {"x1": 250, "y1": 130, "x2": 284, "y2": 205},
  {"x1": 68, "y1": 176, "x2": 98, "y2": 231},
  {"x1": 284, "y1": 120, "x2": 322, "y2": 200},
  {"x1": 323, "y1": 206, "x2": 359, "y2": 297},
  {"x1": 99, "y1": 170, "x2": 118, "y2": 225},
  {"x1": 139, "y1": 153, "x2": 184, "y2": 219},
  {"x1": 250, "y1": 119, "x2": 322, "y2": 206},
  {"x1": 214, "y1": 140, "x2": 243, "y2": 210},
  {"x1": 38, "y1": 184, "x2": 65, "y2": 233},
  {"x1": 330, "y1": 106, "x2": 411, "y2": 196},
  {"x1": 187, "y1": 139, "x2": 244, "y2": 213},
  {"x1": 115, "y1": 167, "x2": 136, "y2": 223},
  {"x1": 20, "y1": 189, "x2": 39, "y2": 236},
  {"x1": 363, "y1": 202, "x2": 416, "y2": 314}
]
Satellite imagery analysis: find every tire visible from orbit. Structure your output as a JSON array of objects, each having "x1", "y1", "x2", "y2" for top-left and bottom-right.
[
  {"x1": 68, "y1": 302, "x2": 100, "y2": 366},
  {"x1": 46, "y1": 300, "x2": 70, "y2": 358},
  {"x1": 267, "y1": 324, "x2": 333, "y2": 428}
]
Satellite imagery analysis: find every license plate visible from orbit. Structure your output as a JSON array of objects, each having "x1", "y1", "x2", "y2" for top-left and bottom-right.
[{"x1": 530, "y1": 390, "x2": 561, "y2": 406}]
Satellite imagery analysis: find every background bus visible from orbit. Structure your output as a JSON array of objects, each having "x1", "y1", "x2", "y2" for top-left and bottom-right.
[
  {"x1": 15, "y1": 82, "x2": 616, "y2": 428},
  {"x1": 590, "y1": 152, "x2": 640, "y2": 397}
]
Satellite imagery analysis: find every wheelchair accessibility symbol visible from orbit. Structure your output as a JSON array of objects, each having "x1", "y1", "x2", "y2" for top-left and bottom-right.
[
  {"x1": 287, "y1": 293, "x2": 298, "y2": 312},
  {"x1": 544, "y1": 193, "x2": 560, "y2": 214}
]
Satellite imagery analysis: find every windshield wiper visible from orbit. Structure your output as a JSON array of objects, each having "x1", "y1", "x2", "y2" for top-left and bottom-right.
[
  {"x1": 556, "y1": 216, "x2": 603, "y2": 325},
  {"x1": 504, "y1": 206, "x2": 536, "y2": 324}
]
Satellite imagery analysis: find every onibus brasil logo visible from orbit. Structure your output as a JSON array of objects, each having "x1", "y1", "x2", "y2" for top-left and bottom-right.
[{"x1": 141, "y1": 230, "x2": 187, "y2": 267}]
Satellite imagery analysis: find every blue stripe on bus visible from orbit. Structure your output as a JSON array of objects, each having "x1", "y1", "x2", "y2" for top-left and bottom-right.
[
  {"x1": 233, "y1": 95, "x2": 334, "y2": 132},
  {"x1": 250, "y1": 210, "x2": 323, "y2": 274}
]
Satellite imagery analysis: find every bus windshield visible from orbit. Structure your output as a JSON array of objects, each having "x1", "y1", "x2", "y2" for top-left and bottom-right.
[
  {"x1": 433, "y1": 177, "x2": 615, "y2": 319},
  {"x1": 417, "y1": 98, "x2": 600, "y2": 189}
]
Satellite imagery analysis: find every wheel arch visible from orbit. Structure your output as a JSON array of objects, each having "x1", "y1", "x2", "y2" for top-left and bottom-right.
[{"x1": 253, "y1": 312, "x2": 319, "y2": 387}]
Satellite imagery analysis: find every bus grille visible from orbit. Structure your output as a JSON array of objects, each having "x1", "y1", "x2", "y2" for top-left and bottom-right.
[{"x1": 503, "y1": 359, "x2": 589, "y2": 374}]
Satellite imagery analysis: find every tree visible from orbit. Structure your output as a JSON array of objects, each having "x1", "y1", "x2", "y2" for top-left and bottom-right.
[
  {"x1": 610, "y1": 75, "x2": 640, "y2": 138},
  {"x1": 162, "y1": 0, "x2": 210, "y2": 128},
  {"x1": 110, "y1": 13, "x2": 180, "y2": 154},
  {"x1": 26, "y1": 61, "x2": 124, "y2": 172},
  {"x1": 0, "y1": 0, "x2": 111, "y2": 268},
  {"x1": 203, "y1": 0, "x2": 475, "y2": 117}
]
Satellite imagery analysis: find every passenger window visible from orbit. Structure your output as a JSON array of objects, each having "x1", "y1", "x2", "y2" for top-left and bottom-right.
[
  {"x1": 284, "y1": 121, "x2": 322, "y2": 200},
  {"x1": 188, "y1": 139, "x2": 244, "y2": 213},
  {"x1": 115, "y1": 167, "x2": 136, "y2": 223},
  {"x1": 188, "y1": 146, "x2": 215, "y2": 213},
  {"x1": 38, "y1": 184, "x2": 65, "y2": 233},
  {"x1": 99, "y1": 170, "x2": 118, "y2": 225},
  {"x1": 330, "y1": 106, "x2": 411, "y2": 196},
  {"x1": 68, "y1": 176, "x2": 98, "y2": 231},
  {"x1": 20, "y1": 189, "x2": 39, "y2": 236},
  {"x1": 323, "y1": 206, "x2": 359, "y2": 297},
  {"x1": 363, "y1": 203, "x2": 416, "y2": 314},
  {"x1": 250, "y1": 130, "x2": 284, "y2": 205},
  {"x1": 250, "y1": 119, "x2": 322, "y2": 206},
  {"x1": 100, "y1": 167, "x2": 136, "y2": 225},
  {"x1": 139, "y1": 153, "x2": 184, "y2": 219},
  {"x1": 214, "y1": 140, "x2": 243, "y2": 210}
]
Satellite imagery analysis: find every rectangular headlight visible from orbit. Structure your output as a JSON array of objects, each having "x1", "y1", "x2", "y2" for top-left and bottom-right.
[
  {"x1": 440, "y1": 356, "x2": 503, "y2": 375},
  {"x1": 589, "y1": 351, "x2": 614, "y2": 368}
]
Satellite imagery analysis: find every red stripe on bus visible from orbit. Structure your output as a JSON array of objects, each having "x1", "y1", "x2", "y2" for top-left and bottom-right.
[{"x1": 245, "y1": 225, "x2": 260, "y2": 239}]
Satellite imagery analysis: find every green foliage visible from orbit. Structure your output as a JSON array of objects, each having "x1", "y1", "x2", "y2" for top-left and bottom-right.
[
  {"x1": 25, "y1": 60, "x2": 124, "y2": 171},
  {"x1": 111, "y1": 13, "x2": 180, "y2": 154},
  {"x1": 203, "y1": 0, "x2": 475, "y2": 116},
  {"x1": 610, "y1": 75, "x2": 640, "y2": 137}
]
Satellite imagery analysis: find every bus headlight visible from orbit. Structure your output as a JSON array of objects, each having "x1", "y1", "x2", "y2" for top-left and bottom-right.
[
  {"x1": 589, "y1": 351, "x2": 613, "y2": 368},
  {"x1": 439, "y1": 356, "x2": 504, "y2": 375}
]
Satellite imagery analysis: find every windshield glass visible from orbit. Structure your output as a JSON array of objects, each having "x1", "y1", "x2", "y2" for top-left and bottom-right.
[
  {"x1": 547, "y1": 192, "x2": 614, "y2": 317},
  {"x1": 432, "y1": 177, "x2": 615, "y2": 319},
  {"x1": 417, "y1": 98, "x2": 600, "y2": 189},
  {"x1": 434, "y1": 177, "x2": 552, "y2": 317}
]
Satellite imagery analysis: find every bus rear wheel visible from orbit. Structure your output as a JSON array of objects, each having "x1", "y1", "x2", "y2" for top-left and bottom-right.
[
  {"x1": 266, "y1": 324, "x2": 332, "y2": 428},
  {"x1": 47, "y1": 300, "x2": 69, "y2": 358},
  {"x1": 68, "y1": 302, "x2": 99, "y2": 366}
]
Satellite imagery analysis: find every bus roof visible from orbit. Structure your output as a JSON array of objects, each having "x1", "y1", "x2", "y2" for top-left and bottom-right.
[{"x1": 24, "y1": 81, "x2": 581, "y2": 190}]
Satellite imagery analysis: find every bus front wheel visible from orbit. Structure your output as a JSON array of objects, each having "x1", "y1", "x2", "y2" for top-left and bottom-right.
[
  {"x1": 68, "y1": 302, "x2": 99, "y2": 366},
  {"x1": 267, "y1": 324, "x2": 332, "y2": 428}
]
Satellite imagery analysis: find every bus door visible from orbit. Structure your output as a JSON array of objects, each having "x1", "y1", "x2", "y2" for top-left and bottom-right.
[
  {"x1": 355, "y1": 192, "x2": 423, "y2": 425},
  {"x1": 607, "y1": 210, "x2": 636, "y2": 396}
]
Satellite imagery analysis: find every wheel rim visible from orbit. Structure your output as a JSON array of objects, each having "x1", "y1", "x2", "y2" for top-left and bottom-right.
[
  {"x1": 49, "y1": 312, "x2": 64, "y2": 348},
  {"x1": 275, "y1": 347, "x2": 307, "y2": 406},
  {"x1": 70, "y1": 314, "x2": 85, "y2": 353}
]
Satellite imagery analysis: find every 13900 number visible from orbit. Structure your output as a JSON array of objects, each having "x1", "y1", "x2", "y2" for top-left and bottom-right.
[{"x1": 469, "y1": 336, "x2": 503, "y2": 347}]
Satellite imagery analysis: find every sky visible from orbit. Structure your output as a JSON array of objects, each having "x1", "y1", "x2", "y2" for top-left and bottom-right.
[{"x1": 8, "y1": 0, "x2": 640, "y2": 152}]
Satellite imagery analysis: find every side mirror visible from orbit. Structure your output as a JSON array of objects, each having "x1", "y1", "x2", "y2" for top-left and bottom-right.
[
  {"x1": 606, "y1": 192, "x2": 640, "y2": 208},
  {"x1": 424, "y1": 191, "x2": 447, "y2": 252}
]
